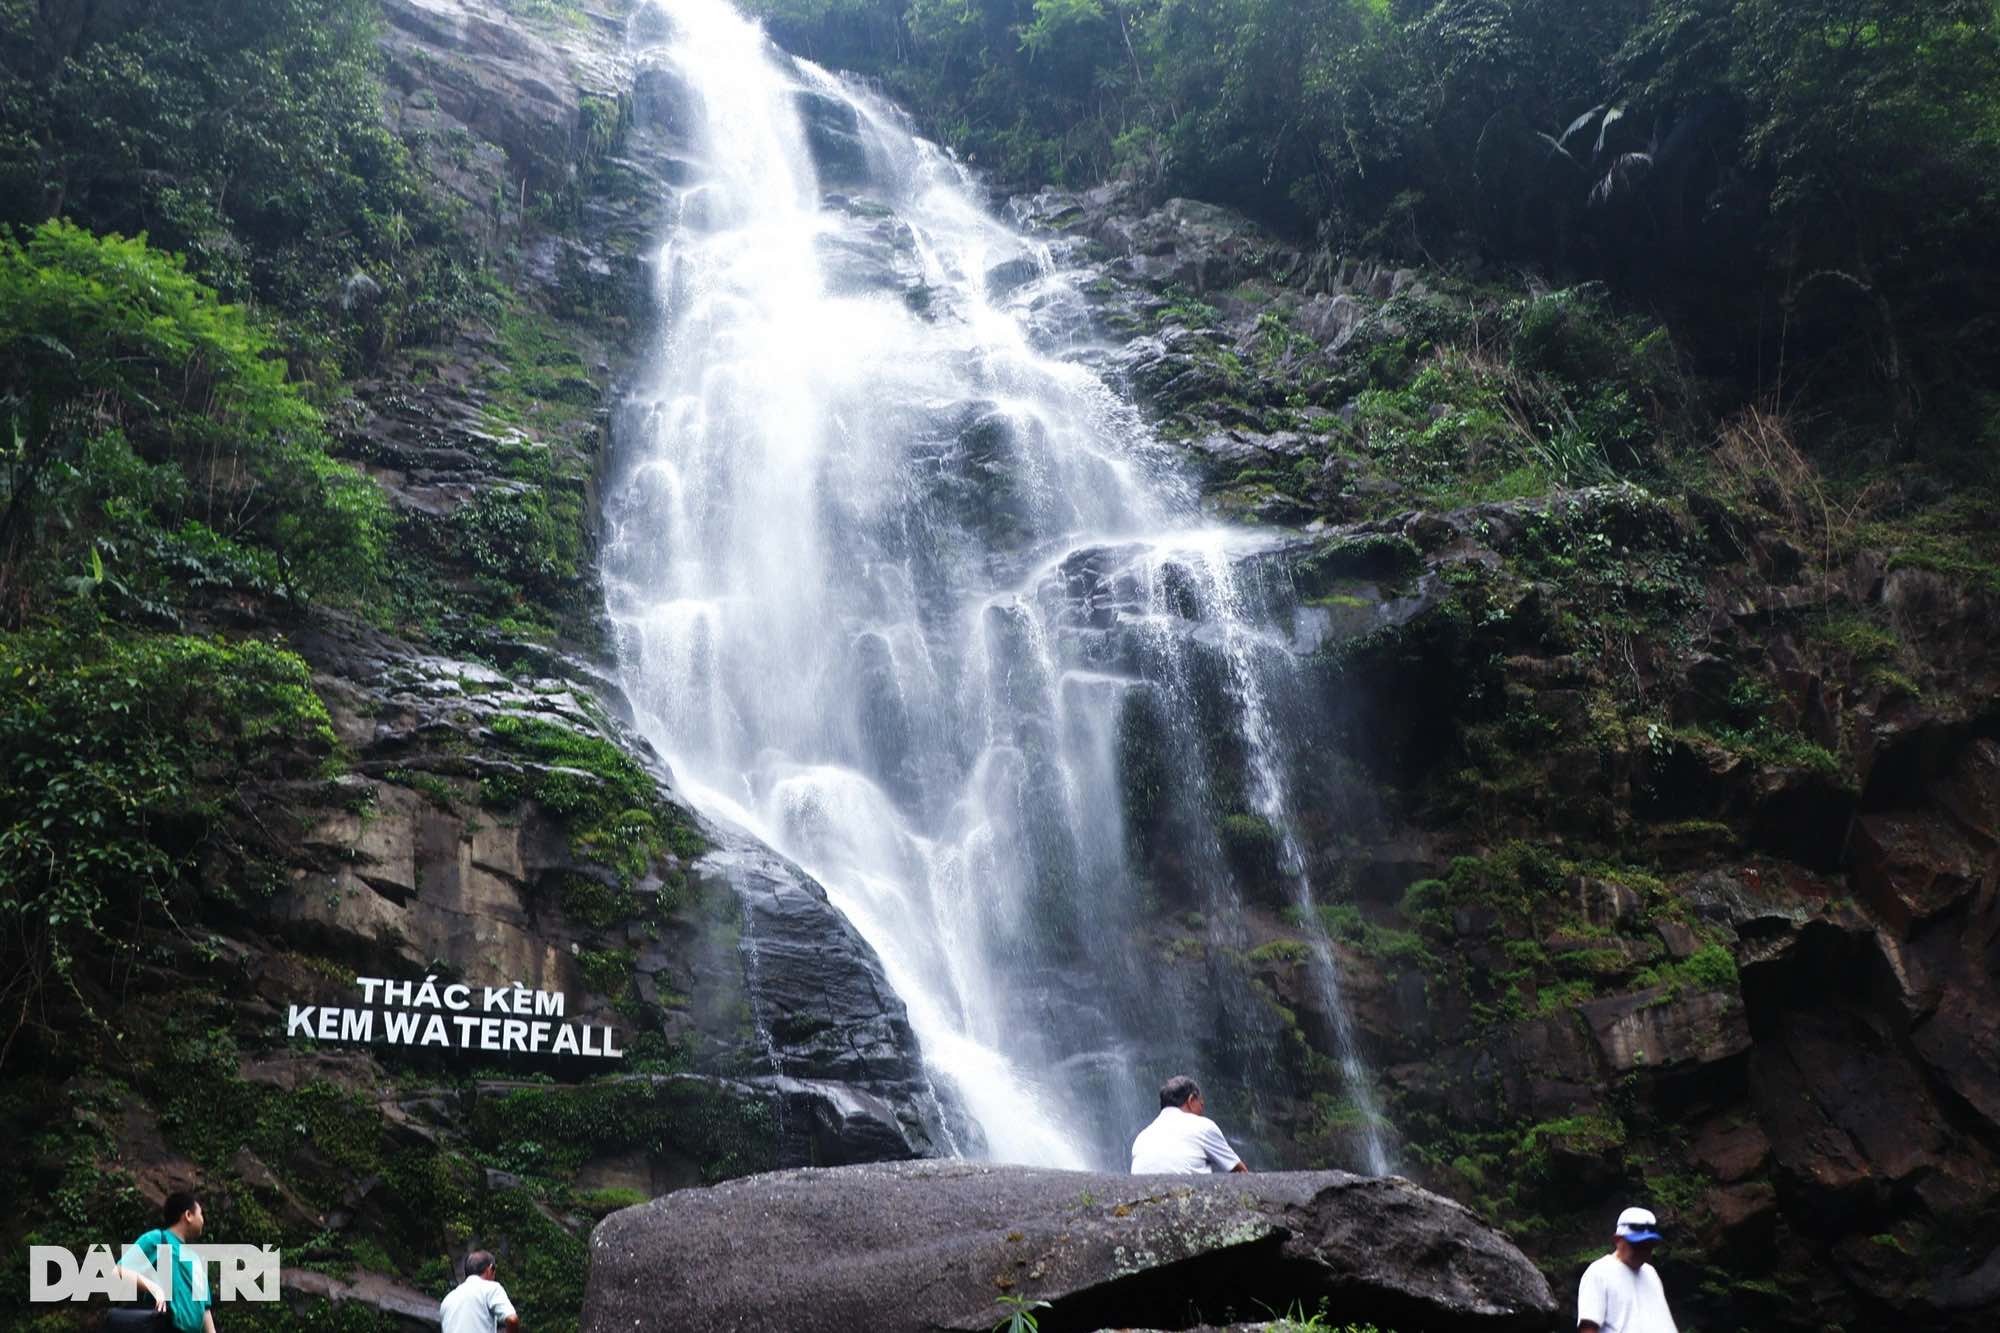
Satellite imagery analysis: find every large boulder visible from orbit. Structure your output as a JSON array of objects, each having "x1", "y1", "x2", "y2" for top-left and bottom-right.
[
  {"x1": 582, "y1": 1161, "x2": 1557, "y2": 1332},
  {"x1": 694, "y1": 833, "x2": 949, "y2": 1164}
]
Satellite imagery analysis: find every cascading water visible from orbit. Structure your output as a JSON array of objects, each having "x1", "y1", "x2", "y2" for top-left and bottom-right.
[{"x1": 605, "y1": 0, "x2": 1392, "y2": 1174}]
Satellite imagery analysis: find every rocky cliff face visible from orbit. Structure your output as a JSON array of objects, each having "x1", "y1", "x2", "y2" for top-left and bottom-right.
[
  {"x1": 16, "y1": 6, "x2": 1994, "y2": 1332},
  {"x1": 1001, "y1": 180, "x2": 2000, "y2": 1330},
  {"x1": 323, "y1": 0, "x2": 947, "y2": 1156},
  {"x1": 303, "y1": 0, "x2": 954, "y2": 1161},
  {"x1": 6, "y1": 5, "x2": 938, "y2": 1328}
]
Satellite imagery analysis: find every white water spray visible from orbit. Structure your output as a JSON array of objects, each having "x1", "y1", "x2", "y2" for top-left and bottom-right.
[{"x1": 606, "y1": 0, "x2": 1391, "y2": 1173}]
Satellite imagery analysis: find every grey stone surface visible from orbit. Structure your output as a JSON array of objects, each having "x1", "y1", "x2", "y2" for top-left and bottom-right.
[{"x1": 583, "y1": 1160, "x2": 1557, "y2": 1333}]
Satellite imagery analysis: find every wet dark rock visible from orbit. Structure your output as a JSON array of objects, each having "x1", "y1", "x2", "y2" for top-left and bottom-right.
[
  {"x1": 985, "y1": 254, "x2": 1045, "y2": 298},
  {"x1": 911, "y1": 400, "x2": 1038, "y2": 549},
  {"x1": 758, "y1": 1075, "x2": 941, "y2": 1166},
  {"x1": 698, "y1": 834, "x2": 928, "y2": 1096},
  {"x1": 1115, "y1": 329, "x2": 1240, "y2": 413},
  {"x1": 1294, "y1": 532, "x2": 1423, "y2": 587},
  {"x1": 796, "y1": 87, "x2": 869, "y2": 186},
  {"x1": 631, "y1": 51, "x2": 694, "y2": 138},
  {"x1": 379, "y1": 0, "x2": 605, "y2": 194},
  {"x1": 1085, "y1": 197, "x2": 1304, "y2": 293},
  {"x1": 276, "y1": 602, "x2": 944, "y2": 1168},
  {"x1": 1579, "y1": 986, "x2": 1751, "y2": 1075},
  {"x1": 1006, "y1": 162, "x2": 2000, "y2": 1333},
  {"x1": 1850, "y1": 808, "x2": 1984, "y2": 930},
  {"x1": 627, "y1": 1, "x2": 676, "y2": 46},
  {"x1": 583, "y1": 1161, "x2": 1557, "y2": 1333},
  {"x1": 817, "y1": 218, "x2": 921, "y2": 295},
  {"x1": 1184, "y1": 427, "x2": 1311, "y2": 478}
]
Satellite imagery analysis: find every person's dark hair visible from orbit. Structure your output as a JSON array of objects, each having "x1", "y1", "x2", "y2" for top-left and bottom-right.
[
  {"x1": 464, "y1": 1250, "x2": 496, "y2": 1278},
  {"x1": 1159, "y1": 1075, "x2": 1200, "y2": 1109},
  {"x1": 161, "y1": 1191, "x2": 199, "y2": 1228}
]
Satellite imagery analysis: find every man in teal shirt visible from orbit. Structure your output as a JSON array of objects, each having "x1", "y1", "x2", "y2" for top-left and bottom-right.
[{"x1": 119, "y1": 1191, "x2": 216, "y2": 1333}]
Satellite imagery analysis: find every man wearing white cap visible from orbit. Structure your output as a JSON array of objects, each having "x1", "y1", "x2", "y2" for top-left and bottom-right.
[{"x1": 1576, "y1": 1206, "x2": 1677, "y2": 1332}]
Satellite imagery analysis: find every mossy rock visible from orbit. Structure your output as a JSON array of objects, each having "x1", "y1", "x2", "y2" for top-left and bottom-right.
[{"x1": 1296, "y1": 532, "x2": 1424, "y2": 590}]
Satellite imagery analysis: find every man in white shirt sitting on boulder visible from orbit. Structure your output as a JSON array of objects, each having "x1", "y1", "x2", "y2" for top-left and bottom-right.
[
  {"x1": 1577, "y1": 1206, "x2": 1678, "y2": 1333},
  {"x1": 1130, "y1": 1075, "x2": 1249, "y2": 1174}
]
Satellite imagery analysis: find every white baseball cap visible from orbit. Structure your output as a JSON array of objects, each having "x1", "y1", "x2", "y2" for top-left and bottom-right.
[{"x1": 1615, "y1": 1206, "x2": 1663, "y2": 1243}]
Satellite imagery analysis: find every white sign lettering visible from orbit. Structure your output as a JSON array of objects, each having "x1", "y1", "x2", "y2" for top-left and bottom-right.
[{"x1": 282, "y1": 976, "x2": 619, "y2": 1059}]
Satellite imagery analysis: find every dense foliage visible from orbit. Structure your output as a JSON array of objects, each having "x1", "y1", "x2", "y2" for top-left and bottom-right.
[
  {"x1": 0, "y1": 221, "x2": 388, "y2": 616},
  {"x1": 0, "y1": 6, "x2": 683, "y2": 1329},
  {"x1": 0, "y1": 0, "x2": 476, "y2": 368},
  {"x1": 0, "y1": 626, "x2": 333, "y2": 1062},
  {"x1": 0, "y1": 0, "x2": 415, "y2": 1062},
  {"x1": 753, "y1": 0, "x2": 2000, "y2": 446}
]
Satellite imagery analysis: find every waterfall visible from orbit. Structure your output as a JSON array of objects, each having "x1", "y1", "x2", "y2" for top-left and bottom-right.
[{"x1": 605, "y1": 0, "x2": 1393, "y2": 1174}]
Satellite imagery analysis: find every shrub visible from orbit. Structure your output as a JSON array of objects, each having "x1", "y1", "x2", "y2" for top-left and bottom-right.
[
  {"x1": 481, "y1": 714, "x2": 704, "y2": 885},
  {"x1": 0, "y1": 221, "x2": 387, "y2": 610},
  {"x1": 0, "y1": 628, "x2": 334, "y2": 1054}
]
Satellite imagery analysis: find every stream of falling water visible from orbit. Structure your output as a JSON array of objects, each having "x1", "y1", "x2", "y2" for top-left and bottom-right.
[{"x1": 604, "y1": 0, "x2": 1391, "y2": 1174}]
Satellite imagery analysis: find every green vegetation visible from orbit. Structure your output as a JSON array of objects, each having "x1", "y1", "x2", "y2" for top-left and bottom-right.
[
  {"x1": 0, "y1": 0, "x2": 476, "y2": 368},
  {"x1": 993, "y1": 1292, "x2": 1050, "y2": 1333},
  {"x1": 481, "y1": 714, "x2": 704, "y2": 886},
  {"x1": 1255, "y1": 1298, "x2": 1395, "y2": 1331},
  {"x1": 559, "y1": 873, "x2": 638, "y2": 930},
  {"x1": 454, "y1": 483, "x2": 589, "y2": 605},
  {"x1": 3, "y1": 1010, "x2": 781, "y2": 1333},
  {"x1": 7, "y1": 1019, "x2": 562, "y2": 1330},
  {"x1": 576, "y1": 946, "x2": 637, "y2": 999},
  {"x1": 1316, "y1": 285, "x2": 1679, "y2": 512},
  {"x1": 0, "y1": 628, "x2": 333, "y2": 1054},
  {"x1": 1640, "y1": 944, "x2": 1740, "y2": 997},
  {"x1": 467, "y1": 1078, "x2": 778, "y2": 1185},
  {"x1": 386, "y1": 767, "x2": 463, "y2": 810},
  {"x1": 1801, "y1": 608, "x2": 1921, "y2": 698},
  {"x1": 1520, "y1": 1111, "x2": 1627, "y2": 1168},
  {"x1": 1855, "y1": 490, "x2": 2000, "y2": 596},
  {"x1": 498, "y1": 0, "x2": 595, "y2": 34},
  {"x1": 0, "y1": 6, "x2": 700, "y2": 1331},
  {"x1": 0, "y1": 3, "x2": 1986, "y2": 1329},
  {"x1": 1383, "y1": 842, "x2": 1748, "y2": 1043},
  {"x1": 380, "y1": 290, "x2": 606, "y2": 651},
  {"x1": 1246, "y1": 938, "x2": 1310, "y2": 966},
  {"x1": 1308, "y1": 904, "x2": 1433, "y2": 971},
  {"x1": 481, "y1": 292, "x2": 604, "y2": 433},
  {"x1": 1656, "y1": 675, "x2": 1848, "y2": 784},
  {"x1": 750, "y1": 0, "x2": 1999, "y2": 448},
  {"x1": 1297, "y1": 533, "x2": 1422, "y2": 586},
  {"x1": 0, "y1": 221, "x2": 388, "y2": 613}
]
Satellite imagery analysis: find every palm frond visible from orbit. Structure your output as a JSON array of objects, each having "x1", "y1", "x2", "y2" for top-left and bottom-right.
[
  {"x1": 1559, "y1": 104, "x2": 1605, "y2": 147},
  {"x1": 1594, "y1": 105, "x2": 1626, "y2": 157},
  {"x1": 1589, "y1": 151, "x2": 1654, "y2": 205},
  {"x1": 1535, "y1": 131, "x2": 1579, "y2": 167}
]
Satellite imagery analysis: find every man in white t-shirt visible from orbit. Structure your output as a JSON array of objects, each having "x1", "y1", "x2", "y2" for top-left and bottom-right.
[
  {"x1": 1130, "y1": 1075, "x2": 1249, "y2": 1174},
  {"x1": 1577, "y1": 1206, "x2": 1677, "y2": 1333},
  {"x1": 440, "y1": 1251, "x2": 521, "y2": 1333}
]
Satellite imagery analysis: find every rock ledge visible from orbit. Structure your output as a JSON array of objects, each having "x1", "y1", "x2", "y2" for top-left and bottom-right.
[{"x1": 583, "y1": 1161, "x2": 1556, "y2": 1332}]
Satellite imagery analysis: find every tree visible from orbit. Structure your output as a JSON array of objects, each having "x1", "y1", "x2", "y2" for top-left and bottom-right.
[
  {"x1": 0, "y1": 0, "x2": 468, "y2": 364},
  {"x1": 0, "y1": 221, "x2": 386, "y2": 613}
]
